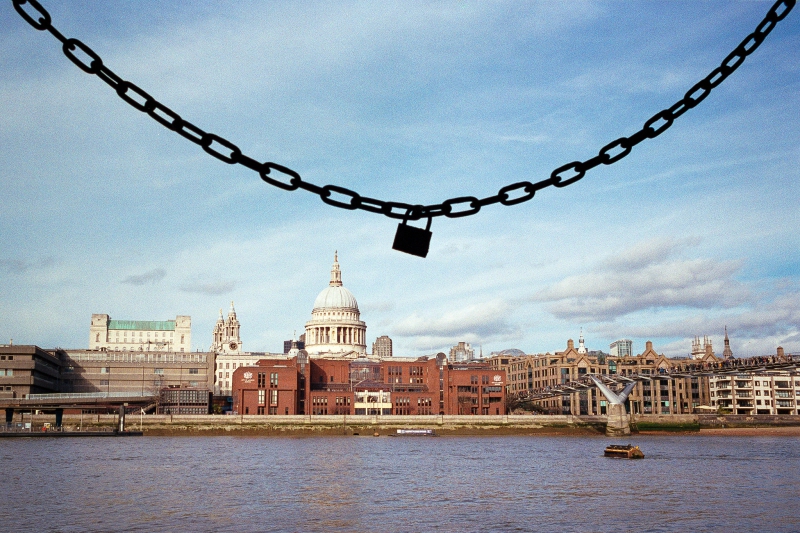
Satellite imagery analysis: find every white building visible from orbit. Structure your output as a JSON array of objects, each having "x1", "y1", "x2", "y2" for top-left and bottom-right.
[
  {"x1": 304, "y1": 252, "x2": 367, "y2": 357},
  {"x1": 709, "y1": 362, "x2": 799, "y2": 415},
  {"x1": 89, "y1": 314, "x2": 191, "y2": 352},
  {"x1": 609, "y1": 339, "x2": 632, "y2": 358}
]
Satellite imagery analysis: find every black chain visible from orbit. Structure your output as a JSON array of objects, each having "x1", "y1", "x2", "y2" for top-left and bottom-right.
[{"x1": 12, "y1": 0, "x2": 796, "y2": 223}]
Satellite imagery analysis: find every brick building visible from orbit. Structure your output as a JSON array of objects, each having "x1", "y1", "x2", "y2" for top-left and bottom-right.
[{"x1": 231, "y1": 355, "x2": 506, "y2": 416}]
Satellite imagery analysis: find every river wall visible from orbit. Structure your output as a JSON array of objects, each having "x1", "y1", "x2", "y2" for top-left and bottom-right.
[{"x1": 11, "y1": 412, "x2": 800, "y2": 435}]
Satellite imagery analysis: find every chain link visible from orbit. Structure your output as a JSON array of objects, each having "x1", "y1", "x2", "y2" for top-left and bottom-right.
[{"x1": 12, "y1": 0, "x2": 796, "y2": 223}]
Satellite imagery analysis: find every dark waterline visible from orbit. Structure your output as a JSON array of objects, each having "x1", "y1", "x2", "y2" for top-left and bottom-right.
[{"x1": 2, "y1": 435, "x2": 798, "y2": 533}]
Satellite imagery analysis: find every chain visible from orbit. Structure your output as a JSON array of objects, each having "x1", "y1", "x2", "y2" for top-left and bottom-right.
[{"x1": 12, "y1": 0, "x2": 796, "y2": 224}]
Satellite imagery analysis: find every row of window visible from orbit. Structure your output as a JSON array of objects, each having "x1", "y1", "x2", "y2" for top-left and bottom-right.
[
  {"x1": 96, "y1": 367, "x2": 199, "y2": 374},
  {"x1": 112, "y1": 331, "x2": 173, "y2": 337},
  {"x1": 255, "y1": 407, "x2": 281, "y2": 415},
  {"x1": 257, "y1": 389, "x2": 278, "y2": 406},
  {"x1": 0, "y1": 355, "x2": 13, "y2": 360},
  {"x1": 711, "y1": 380, "x2": 800, "y2": 388},
  {"x1": 256, "y1": 372, "x2": 279, "y2": 388},
  {"x1": 0, "y1": 369, "x2": 13, "y2": 376}
]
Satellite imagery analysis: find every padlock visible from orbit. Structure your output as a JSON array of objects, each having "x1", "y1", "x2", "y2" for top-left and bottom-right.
[{"x1": 392, "y1": 217, "x2": 432, "y2": 258}]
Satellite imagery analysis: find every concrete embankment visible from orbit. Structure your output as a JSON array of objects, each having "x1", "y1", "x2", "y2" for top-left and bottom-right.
[{"x1": 9, "y1": 413, "x2": 800, "y2": 436}]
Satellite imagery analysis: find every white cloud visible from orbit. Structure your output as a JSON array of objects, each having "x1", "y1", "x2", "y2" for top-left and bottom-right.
[
  {"x1": 536, "y1": 238, "x2": 748, "y2": 323},
  {"x1": 392, "y1": 299, "x2": 520, "y2": 345},
  {"x1": 121, "y1": 268, "x2": 166, "y2": 286}
]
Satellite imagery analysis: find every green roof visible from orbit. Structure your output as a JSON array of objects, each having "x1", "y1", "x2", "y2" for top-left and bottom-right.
[{"x1": 108, "y1": 320, "x2": 176, "y2": 331}]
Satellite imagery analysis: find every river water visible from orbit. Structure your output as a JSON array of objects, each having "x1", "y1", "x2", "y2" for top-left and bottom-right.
[{"x1": 1, "y1": 434, "x2": 798, "y2": 532}]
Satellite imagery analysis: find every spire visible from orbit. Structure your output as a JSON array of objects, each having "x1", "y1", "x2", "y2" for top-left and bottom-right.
[
  {"x1": 330, "y1": 251, "x2": 342, "y2": 287},
  {"x1": 723, "y1": 326, "x2": 733, "y2": 359},
  {"x1": 229, "y1": 301, "x2": 236, "y2": 318},
  {"x1": 578, "y1": 328, "x2": 586, "y2": 354}
]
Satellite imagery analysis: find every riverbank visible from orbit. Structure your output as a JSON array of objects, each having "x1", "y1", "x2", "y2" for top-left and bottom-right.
[
  {"x1": 6, "y1": 412, "x2": 799, "y2": 437},
  {"x1": 699, "y1": 426, "x2": 800, "y2": 436}
]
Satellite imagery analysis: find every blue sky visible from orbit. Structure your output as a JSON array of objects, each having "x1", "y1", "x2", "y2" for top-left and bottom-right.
[{"x1": 1, "y1": 1, "x2": 798, "y2": 359}]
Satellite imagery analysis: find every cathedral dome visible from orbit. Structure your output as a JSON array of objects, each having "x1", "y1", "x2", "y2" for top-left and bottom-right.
[
  {"x1": 311, "y1": 251, "x2": 359, "y2": 311},
  {"x1": 305, "y1": 252, "x2": 367, "y2": 357},
  {"x1": 313, "y1": 285, "x2": 359, "y2": 311}
]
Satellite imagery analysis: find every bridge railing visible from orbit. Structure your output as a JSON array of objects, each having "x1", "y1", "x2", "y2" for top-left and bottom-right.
[
  {"x1": 26, "y1": 392, "x2": 155, "y2": 400},
  {"x1": 0, "y1": 423, "x2": 116, "y2": 433}
]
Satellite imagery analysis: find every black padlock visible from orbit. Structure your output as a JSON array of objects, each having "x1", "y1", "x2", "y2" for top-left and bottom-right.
[{"x1": 392, "y1": 217, "x2": 432, "y2": 258}]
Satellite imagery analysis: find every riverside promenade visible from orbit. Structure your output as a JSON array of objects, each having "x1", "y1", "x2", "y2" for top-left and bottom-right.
[{"x1": 7, "y1": 413, "x2": 800, "y2": 436}]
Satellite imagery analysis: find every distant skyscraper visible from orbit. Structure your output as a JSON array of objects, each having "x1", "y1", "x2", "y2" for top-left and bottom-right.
[
  {"x1": 372, "y1": 335, "x2": 392, "y2": 358},
  {"x1": 609, "y1": 339, "x2": 632, "y2": 357},
  {"x1": 449, "y1": 342, "x2": 474, "y2": 362},
  {"x1": 284, "y1": 335, "x2": 305, "y2": 354}
]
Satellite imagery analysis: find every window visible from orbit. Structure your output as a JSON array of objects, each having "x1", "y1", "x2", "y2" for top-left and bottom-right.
[
  {"x1": 188, "y1": 368, "x2": 199, "y2": 375},
  {"x1": 218, "y1": 371, "x2": 223, "y2": 378},
  {"x1": 270, "y1": 390, "x2": 278, "y2": 405},
  {"x1": 100, "y1": 380, "x2": 109, "y2": 386},
  {"x1": 154, "y1": 368, "x2": 164, "y2": 375},
  {"x1": 258, "y1": 373, "x2": 266, "y2": 388},
  {"x1": 258, "y1": 390, "x2": 266, "y2": 405},
  {"x1": 100, "y1": 367, "x2": 110, "y2": 374},
  {"x1": 270, "y1": 373, "x2": 278, "y2": 387},
  {"x1": 257, "y1": 406, "x2": 265, "y2": 415}
]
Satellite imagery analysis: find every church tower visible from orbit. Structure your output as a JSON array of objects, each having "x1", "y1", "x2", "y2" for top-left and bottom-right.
[
  {"x1": 211, "y1": 301, "x2": 243, "y2": 354},
  {"x1": 722, "y1": 326, "x2": 733, "y2": 360},
  {"x1": 577, "y1": 329, "x2": 587, "y2": 354}
]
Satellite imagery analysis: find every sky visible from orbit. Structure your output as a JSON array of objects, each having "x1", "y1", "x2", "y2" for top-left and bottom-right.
[{"x1": 1, "y1": 1, "x2": 798, "y2": 359}]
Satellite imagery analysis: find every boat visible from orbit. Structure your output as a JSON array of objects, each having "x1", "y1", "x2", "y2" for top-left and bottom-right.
[
  {"x1": 391, "y1": 428, "x2": 437, "y2": 437},
  {"x1": 604, "y1": 444, "x2": 644, "y2": 459}
]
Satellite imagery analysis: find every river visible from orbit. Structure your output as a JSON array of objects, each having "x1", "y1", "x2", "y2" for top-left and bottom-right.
[{"x1": 1, "y1": 434, "x2": 798, "y2": 532}]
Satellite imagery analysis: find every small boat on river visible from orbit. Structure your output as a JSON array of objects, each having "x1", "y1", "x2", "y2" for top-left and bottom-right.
[
  {"x1": 391, "y1": 429, "x2": 437, "y2": 437},
  {"x1": 604, "y1": 444, "x2": 644, "y2": 459}
]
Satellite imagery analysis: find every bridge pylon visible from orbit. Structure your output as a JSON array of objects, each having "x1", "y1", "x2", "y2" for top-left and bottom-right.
[{"x1": 589, "y1": 376, "x2": 636, "y2": 437}]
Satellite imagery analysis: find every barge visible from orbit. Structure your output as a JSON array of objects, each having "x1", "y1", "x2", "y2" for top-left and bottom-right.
[{"x1": 604, "y1": 444, "x2": 644, "y2": 459}]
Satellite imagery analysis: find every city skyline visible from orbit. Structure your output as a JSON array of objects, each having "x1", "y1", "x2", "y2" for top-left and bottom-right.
[{"x1": 1, "y1": 2, "x2": 798, "y2": 358}]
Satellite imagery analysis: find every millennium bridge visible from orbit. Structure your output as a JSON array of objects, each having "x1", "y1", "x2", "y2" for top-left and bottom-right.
[{"x1": 511, "y1": 354, "x2": 799, "y2": 435}]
